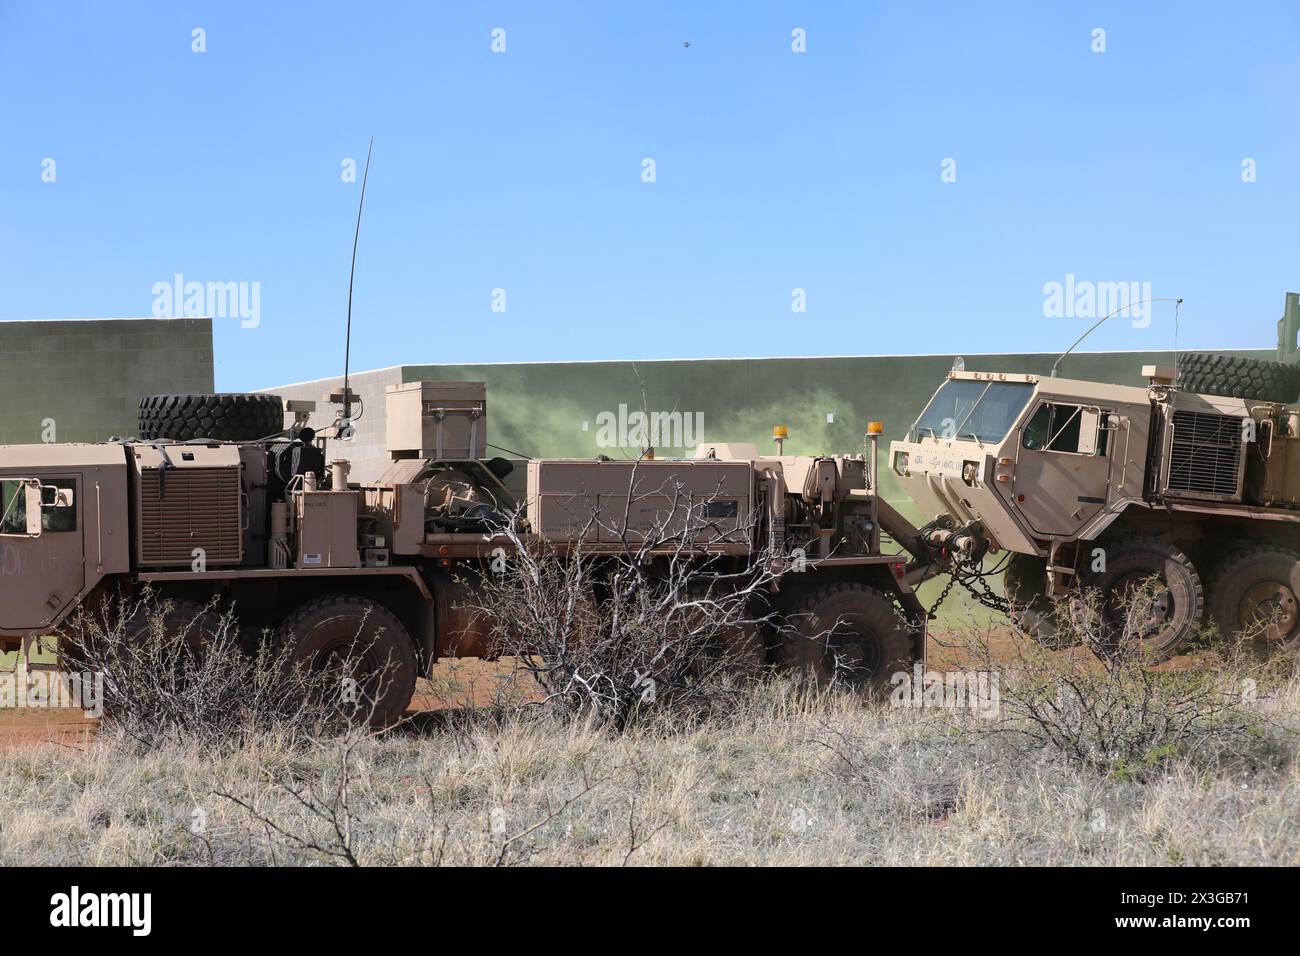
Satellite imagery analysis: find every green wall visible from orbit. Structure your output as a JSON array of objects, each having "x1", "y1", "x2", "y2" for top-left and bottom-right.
[
  {"x1": 0, "y1": 318, "x2": 214, "y2": 445},
  {"x1": 403, "y1": 348, "x2": 1270, "y2": 522}
]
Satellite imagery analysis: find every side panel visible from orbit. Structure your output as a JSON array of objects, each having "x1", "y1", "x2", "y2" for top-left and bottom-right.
[{"x1": 526, "y1": 459, "x2": 753, "y2": 547}]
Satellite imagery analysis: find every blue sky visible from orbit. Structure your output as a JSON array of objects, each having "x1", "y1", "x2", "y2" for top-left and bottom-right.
[{"x1": 2, "y1": 1, "x2": 1298, "y2": 390}]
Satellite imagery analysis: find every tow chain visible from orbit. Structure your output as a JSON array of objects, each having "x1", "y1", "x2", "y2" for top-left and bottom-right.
[
  {"x1": 917, "y1": 515, "x2": 1014, "y2": 619},
  {"x1": 927, "y1": 559, "x2": 1012, "y2": 619},
  {"x1": 926, "y1": 570, "x2": 958, "y2": 618},
  {"x1": 960, "y1": 567, "x2": 1011, "y2": 615}
]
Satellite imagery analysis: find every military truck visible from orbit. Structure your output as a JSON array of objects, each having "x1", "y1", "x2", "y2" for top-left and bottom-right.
[
  {"x1": 0, "y1": 383, "x2": 952, "y2": 724},
  {"x1": 891, "y1": 292, "x2": 1300, "y2": 659}
]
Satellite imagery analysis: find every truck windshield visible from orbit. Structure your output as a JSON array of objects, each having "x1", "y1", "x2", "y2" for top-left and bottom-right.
[{"x1": 912, "y1": 379, "x2": 1034, "y2": 443}]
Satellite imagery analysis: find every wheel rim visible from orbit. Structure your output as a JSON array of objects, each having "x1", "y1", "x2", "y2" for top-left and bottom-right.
[
  {"x1": 310, "y1": 640, "x2": 392, "y2": 710},
  {"x1": 1102, "y1": 572, "x2": 1175, "y2": 643},
  {"x1": 823, "y1": 617, "x2": 883, "y2": 687},
  {"x1": 1236, "y1": 581, "x2": 1299, "y2": 643}
]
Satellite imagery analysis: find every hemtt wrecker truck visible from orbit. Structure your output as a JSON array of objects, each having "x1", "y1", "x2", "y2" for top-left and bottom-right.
[
  {"x1": 891, "y1": 292, "x2": 1300, "y2": 661},
  {"x1": 0, "y1": 383, "x2": 952, "y2": 724}
]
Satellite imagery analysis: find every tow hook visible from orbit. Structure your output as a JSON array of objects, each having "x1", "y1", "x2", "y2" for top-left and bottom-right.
[{"x1": 924, "y1": 520, "x2": 990, "y2": 565}]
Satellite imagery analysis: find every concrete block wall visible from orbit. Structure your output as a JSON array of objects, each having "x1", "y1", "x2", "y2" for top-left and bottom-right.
[
  {"x1": 265, "y1": 367, "x2": 404, "y2": 480},
  {"x1": 0, "y1": 318, "x2": 214, "y2": 445}
]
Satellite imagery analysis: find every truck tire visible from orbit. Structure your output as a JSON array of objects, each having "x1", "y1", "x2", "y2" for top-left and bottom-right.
[
  {"x1": 278, "y1": 595, "x2": 417, "y2": 728},
  {"x1": 1070, "y1": 537, "x2": 1203, "y2": 661},
  {"x1": 777, "y1": 582, "x2": 912, "y2": 695},
  {"x1": 1003, "y1": 554, "x2": 1074, "y2": 649},
  {"x1": 138, "y1": 393, "x2": 285, "y2": 442},
  {"x1": 128, "y1": 598, "x2": 224, "y2": 660},
  {"x1": 1177, "y1": 353, "x2": 1300, "y2": 404},
  {"x1": 1209, "y1": 546, "x2": 1300, "y2": 652},
  {"x1": 701, "y1": 621, "x2": 768, "y2": 681}
]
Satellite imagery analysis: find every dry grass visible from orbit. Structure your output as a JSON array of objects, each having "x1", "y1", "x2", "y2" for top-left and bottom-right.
[
  {"x1": 9, "y1": 583, "x2": 1297, "y2": 865},
  {"x1": 1, "y1": 673, "x2": 1297, "y2": 866}
]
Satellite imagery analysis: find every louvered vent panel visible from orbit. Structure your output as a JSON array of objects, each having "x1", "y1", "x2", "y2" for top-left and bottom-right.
[
  {"x1": 138, "y1": 467, "x2": 242, "y2": 566},
  {"x1": 1165, "y1": 410, "x2": 1243, "y2": 499}
]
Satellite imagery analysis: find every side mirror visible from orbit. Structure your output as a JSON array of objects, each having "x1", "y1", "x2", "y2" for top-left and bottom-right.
[
  {"x1": 24, "y1": 483, "x2": 43, "y2": 536},
  {"x1": 1078, "y1": 408, "x2": 1102, "y2": 456}
]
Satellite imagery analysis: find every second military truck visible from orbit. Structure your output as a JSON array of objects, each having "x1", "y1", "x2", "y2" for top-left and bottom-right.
[{"x1": 892, "y1": 293, "x2": 1300, "y2": 659}]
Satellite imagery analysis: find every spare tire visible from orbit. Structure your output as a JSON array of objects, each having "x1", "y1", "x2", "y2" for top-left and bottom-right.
[
  {"x1": 1177, "y1": 353, "x2": 1300, "y2": 404},
  {"x1": 138, "y1": 393, "x2": 284, "y2": 442}
]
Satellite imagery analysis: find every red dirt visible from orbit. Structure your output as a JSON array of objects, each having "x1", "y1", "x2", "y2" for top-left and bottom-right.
[
  {"x1": 0, "y1": 659, "x2": 531, "y2": 750},
  {"x1": 0, "y1": 635, "x2": 1215, "y2": 749},
  {"x1": 0, "y1": 707, "x2": 97, "y2": 751}
]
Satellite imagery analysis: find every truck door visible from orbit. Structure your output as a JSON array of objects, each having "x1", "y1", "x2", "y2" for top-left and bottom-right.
[
  {"x1": 1011, "y1": 402, "x2": 1112, "y2": 537},
  {"x1": 0, "y1": 476, "x2": 84, "y2": 632}
]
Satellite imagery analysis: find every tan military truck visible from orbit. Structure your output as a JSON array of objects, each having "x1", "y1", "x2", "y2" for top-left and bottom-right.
[
  {"x1": 0, "y1": 383, "x2": 950, "y2": 724},
  {"x1": 891, "y1": 293, "x2": 1300, "y2": 658}
]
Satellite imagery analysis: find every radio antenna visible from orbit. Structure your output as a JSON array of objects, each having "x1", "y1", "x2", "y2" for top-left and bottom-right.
[
  {"x1": 1050, "y1": 297, "x2": 1183, "y2": 378},
  {"x1": 342, "y1": 137, "x2": 373, "y2": 428}
]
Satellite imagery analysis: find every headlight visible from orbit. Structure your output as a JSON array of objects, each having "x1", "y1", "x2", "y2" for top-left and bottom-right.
[
  {"x1": 893, "y1": 451, "x2": 909, "y2": 476},
  {"x1": 962, "y1": 461, "x2": 978, "y2": 483}
]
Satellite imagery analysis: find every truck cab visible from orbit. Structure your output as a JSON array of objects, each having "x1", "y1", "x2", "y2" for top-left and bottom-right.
[
  {"x1": 889, "y1": 370, "x2": 1154, "y2": 558},
  {"x1": 0, "y1": 444, "x2": 130, "y2": 648},
  {"x1": 893, "y1": 365, "x2": 1300, "y2": 660}
]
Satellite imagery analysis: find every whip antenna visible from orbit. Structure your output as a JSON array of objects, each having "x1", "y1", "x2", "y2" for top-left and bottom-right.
[
  {"x1": 342, "y1": 137, "x2": 373, "y2": 429},
  {"x1": 1051, "y1": 297, "x2": 1183, "y2": 378}
]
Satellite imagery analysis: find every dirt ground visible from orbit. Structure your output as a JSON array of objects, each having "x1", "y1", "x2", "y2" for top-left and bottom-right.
[
  {"x1": 0, "y1": 707, "x2": 98, "y2": 750},
  {"x1": 0, "y1": 658, "x2": 529, "y2": 750},
  {"x1": 0, "y1": 630, "x2": 1210, "y2": 749}
]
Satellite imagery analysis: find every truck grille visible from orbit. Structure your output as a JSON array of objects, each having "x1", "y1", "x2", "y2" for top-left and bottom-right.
[
  {"x1": 138, "y1": 467, "x2": 243, "y2": 566},
  {"x1": 1165, "y1": 410, "x2": 1243, "y2": 499}
]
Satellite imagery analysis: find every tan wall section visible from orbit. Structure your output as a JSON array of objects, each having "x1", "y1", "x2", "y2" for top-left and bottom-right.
[{"x1": 265, "y1": 367, "x2": 404, "y2": 481}]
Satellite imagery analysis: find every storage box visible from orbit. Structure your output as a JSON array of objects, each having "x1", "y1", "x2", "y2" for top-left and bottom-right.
[
  {"x1": 295, "y1": 490, "x2": 360, "y2": 568},
  {"x1": 526, "y1": 459, "x2": 753, "y2": 548},
  {"x1": 386, "y1": 381, "x2": 486, "y2": 461}
]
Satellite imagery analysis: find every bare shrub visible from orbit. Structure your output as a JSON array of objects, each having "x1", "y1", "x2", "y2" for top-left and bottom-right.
[
  {"x1": 216, "y1": 728, "x2": 371, "y2": 866},
  {"x1": 463, "y1": 464, "x2": 783, "y2": 728},
  {"x1": 949, "y1": 580, "x2": 1295, "y2": 778},
  {"x1": 214, "y1": 716, "x2": 599, "y2": 867},
  {"x1": 57, "y1": 591, "x2": 375, "y2": 748}
]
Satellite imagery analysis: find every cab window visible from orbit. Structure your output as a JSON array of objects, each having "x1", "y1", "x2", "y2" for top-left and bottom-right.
[
  {"x1": 0, "y1": 479, "x2": 77, "y2": 533},
  {"x1": 1022, "y1": 404, "x2": 1107, "y2": 455},
  {"x1": 913, "y1": 380, "x2": 1034, "y2": 443},
  {"x1": 0, "y1": 482, "x2": 24, "y2": 534}
]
